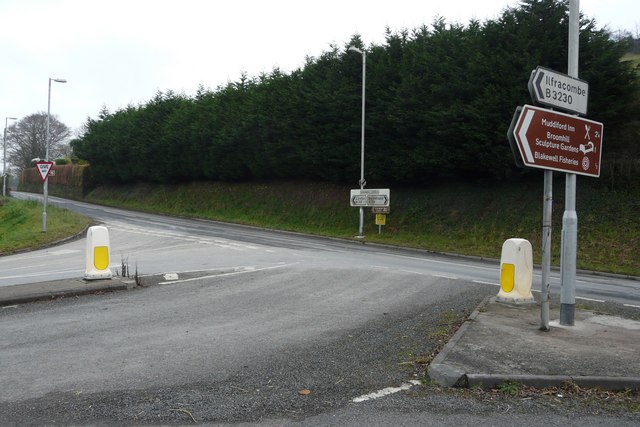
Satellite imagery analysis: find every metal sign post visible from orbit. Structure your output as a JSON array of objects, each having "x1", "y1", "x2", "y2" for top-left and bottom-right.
[
  {"x1": 540, "y1": 170, "x2": 552, "y2": 331},
  {"x1": 508, "y1": 1, "x2": 600, "y2": 329},
  {"x1": 348, "y1": 46, "x2": 366, "y2": 238}
]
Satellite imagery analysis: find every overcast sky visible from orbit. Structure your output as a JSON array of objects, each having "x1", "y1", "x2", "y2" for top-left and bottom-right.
[{"x1": 1, "y1": 0, "x2": 638, "y2": 135}]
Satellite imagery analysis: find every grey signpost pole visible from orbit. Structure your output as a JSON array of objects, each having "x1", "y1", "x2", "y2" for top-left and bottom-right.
[
  {"x1": 540, "y1": 170, "x2": 552, "y2": 331},
  {"x1": 349, "y1": 46, "x2": 366, "y2": 238},
  {"x1": 560, "y1": 0, "x2": 579, "y2": 326},
  {"x1": 3, "y1": 117, "x2": 17, "y2": 197},
  {"x1": 43, "y1": 77, "x2": 66, "y2": 233}
]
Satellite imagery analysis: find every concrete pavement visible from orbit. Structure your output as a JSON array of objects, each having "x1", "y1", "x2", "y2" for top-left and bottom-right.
[
  {"x1": 2, "y1": 277, "x2": 639, "y2": 392},
  {"x1": 429, "y1": 297, "x2": 640, "y2": 391}
]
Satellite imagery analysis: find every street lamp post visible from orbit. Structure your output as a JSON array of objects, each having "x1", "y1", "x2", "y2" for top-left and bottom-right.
[
  {"x1": 42, "y1": 77, "x2": 67, "y2": 232},
  {"x1": 348, "y1": 46, "x2": 366, "y2": 238},
  {"x1": 3, "y1": 117, "x2": 17, "y2": 197}
]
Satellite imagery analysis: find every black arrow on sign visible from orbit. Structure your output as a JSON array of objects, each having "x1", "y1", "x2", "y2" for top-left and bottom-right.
[
  {"x1": 535, "y1": 70, "x2": 545, "y2": 100},
  {"x1": 507, "y1": 106, "x2": 525, "y2": 169}
]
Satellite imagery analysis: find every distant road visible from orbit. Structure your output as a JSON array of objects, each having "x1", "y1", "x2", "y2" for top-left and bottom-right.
[{"x1": 4, "y1": 191, "x2": 640, "y2": 307}]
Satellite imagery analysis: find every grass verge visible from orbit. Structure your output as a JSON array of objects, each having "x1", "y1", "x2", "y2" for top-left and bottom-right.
[
  {"x1": 78, "y1": 177, "x2": 639, "y2": 276},
  {"x1": 0, "y1": 197, "x2": 91, "y2": 255}
]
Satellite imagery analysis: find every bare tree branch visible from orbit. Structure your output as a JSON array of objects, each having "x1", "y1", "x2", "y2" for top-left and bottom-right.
[{"x1": 6, "y1": 112, "x2": 71, "y2": 172}]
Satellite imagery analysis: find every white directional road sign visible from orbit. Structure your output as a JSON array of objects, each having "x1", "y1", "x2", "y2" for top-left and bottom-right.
[
  {"x1": 528, "y1": 66, "x2": 589, "y2": 115},
  {"x1": 350, "y1": 188, "x2": 390, "y2": 207}
]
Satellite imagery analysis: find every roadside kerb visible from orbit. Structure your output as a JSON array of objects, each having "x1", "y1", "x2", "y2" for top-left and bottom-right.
[
  {"x1": 0, "y1": 277, "x2": 136, "y2": 306},
  {"x1": 429, "y1": 296, "x2": 490, "y2": 387},
  {"x1": 462, "y1": 374, "x2": 640, "y2": 392}
]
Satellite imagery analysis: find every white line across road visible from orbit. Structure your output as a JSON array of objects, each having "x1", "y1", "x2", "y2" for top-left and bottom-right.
[
  {"x1": 352, "y1": 380, "x2": 422, "y2": 403},
  {"x1": 433, "y1": 274, "x2": 458, "y2": 280},
  {"x1": 157, "y1": 263, "x2": 296, "y2": 285},
  {"x1": 399, "y1": 270, "x2": 427, "y2": 276},
  {"x1": 473, "y1": 280, "x2": 499, "y2": 286},
  {"x1": 575, "y1": 296, "x2": 605, "y2": 303},
  {"x1": 109, "y1": 222, "x2": 264, "y2": 251},
  {"x1": 375, "y1": 252, "x2": 497, "y2": 272},
  {"x1": 1, "y1": 268, "x2": 85, "y2": 281}
]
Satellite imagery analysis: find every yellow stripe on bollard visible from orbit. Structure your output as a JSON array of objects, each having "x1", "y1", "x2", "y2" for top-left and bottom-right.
[
  {"x1": 94, "y1": 246, "x2": 109, "y2": 270},
  {"x1": 500, "y1": 263, "x2": 515, "y2": 293}
]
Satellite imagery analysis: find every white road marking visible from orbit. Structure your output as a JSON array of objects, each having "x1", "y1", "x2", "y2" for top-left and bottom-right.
[
  {"x1": 472, "y1": 281, "x2": 616, "y2": 302},
  {"x1": 48, "y1": 249, "x2": 81, "y2": 255},
  {"x1": 376, "y1": 252, "x2": 496, "y2": 272},
  {"x1": 0, "y1": 251, "x2": 81, "y2": 262},
  {"x1": 434, "y1": 274, "x2": 458, "y2": 280},
  {"x1": 473, "y1": 280, "x2": 499, "y2": 286},
  {"x1": 352, "y1": 380, "x2": 421, "y2": 403},
  {"x1": 576, "y1": 296, "x2": 605, "y2": 303},
  {"x1": 399, "y1": 270, "x2": 425, "y2": 275},
  {"x1": 158, "y1": 263, "x2": 297, "y2": 285},
  {"x1": 623, "y1": 304, "x2": 640, "y2": 309},
  {"x1": 138, "y1": 267, "x2": 254, "y2": 278},
  {"x1": 110, "y1": 223, "x2": 266, "y2": 251},
  {"x1": 0, "y1": 268, "x2": 84, "y2": 281}
]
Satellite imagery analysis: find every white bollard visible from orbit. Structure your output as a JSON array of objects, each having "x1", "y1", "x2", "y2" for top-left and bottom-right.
[
  {"x1": 84, "y1": 226, "x2": 113, "y2": 280},
  {"x1": 497, "y1": 238, "x2": 534, "y2": 304}
]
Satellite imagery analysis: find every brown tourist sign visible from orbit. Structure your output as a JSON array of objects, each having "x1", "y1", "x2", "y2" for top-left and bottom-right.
[{"x1": 512, "y1": 104, "x2": 604, "y2": 177}]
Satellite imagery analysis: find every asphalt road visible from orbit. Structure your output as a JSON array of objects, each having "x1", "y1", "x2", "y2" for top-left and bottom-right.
[
  {"x1": 4, "y1": 192, "x2": 640, "y2": 309},
  {"x1": 1, "y1": 193, "x2": 639, "y2": 425},
  {"x1": 0, "y1": 263, "x2": 495, "y2": 424}
]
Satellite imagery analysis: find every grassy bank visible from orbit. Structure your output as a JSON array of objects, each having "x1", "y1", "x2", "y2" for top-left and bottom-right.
[
  {"x1": 82, "y1": 177, "x2": 639, "y2": 276},
  {"x1": 0, "y1": 197, "x2": 91, "y2": 255}
]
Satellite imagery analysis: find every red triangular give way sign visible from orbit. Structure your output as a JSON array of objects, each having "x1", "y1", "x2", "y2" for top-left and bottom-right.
[{"x1": 35, "y1": 161, "x2": 54, "y2": 182}]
